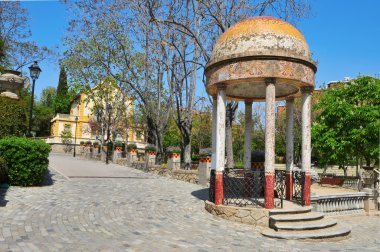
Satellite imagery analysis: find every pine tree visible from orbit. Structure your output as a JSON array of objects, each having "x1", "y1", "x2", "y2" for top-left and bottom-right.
[{"x1": 54, "y1": 66, "x2": 71, "y2": 114}]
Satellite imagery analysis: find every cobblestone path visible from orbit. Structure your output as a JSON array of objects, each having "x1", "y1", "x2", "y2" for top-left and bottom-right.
[{"x1": 0, "y1": 154, "x2": 378, "y2": 251}]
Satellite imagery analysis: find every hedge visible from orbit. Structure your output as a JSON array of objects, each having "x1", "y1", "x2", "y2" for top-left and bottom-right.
[
  {"x1": 0, "y1": 137, "x2": 51, "y2": 186},
  {"x1": 0, "y1": 97, "x2": 27, "y2": 137}
]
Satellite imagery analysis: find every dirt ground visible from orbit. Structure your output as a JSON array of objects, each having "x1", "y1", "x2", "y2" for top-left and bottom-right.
[{"x1": 311, "y1": 183, "x2": 358, "y2": 195}]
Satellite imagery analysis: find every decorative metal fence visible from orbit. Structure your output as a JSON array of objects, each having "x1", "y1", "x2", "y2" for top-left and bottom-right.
[
  {"x1": 222, "y1": 169, "x2": 265, "y2": 207},
  {"x1": 275, "y1": 170, "x2": 286, "y2": 208},
  {"x1": 293, "y1": 171, "x2": 305, "y2": 206}
]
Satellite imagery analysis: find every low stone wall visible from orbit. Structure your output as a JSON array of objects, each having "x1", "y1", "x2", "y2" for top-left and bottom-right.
[
  {"x1": 204, "y1": 201, "x2": 269, "y2": 227},
  {"x1": 130, "y1": 161, "x2": 198, "y2": 184},
  {"x1": 172, "y1": 170, "x2": 198, "y2": 184}
]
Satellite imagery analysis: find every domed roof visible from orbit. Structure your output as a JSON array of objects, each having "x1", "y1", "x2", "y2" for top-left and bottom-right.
[{"x1": 208, "y1": 16, "x2": 313, "y2": 68}]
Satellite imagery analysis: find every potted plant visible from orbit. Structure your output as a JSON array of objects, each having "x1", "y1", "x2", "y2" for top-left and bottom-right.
[
  {"x1": 145, "y1": 145, "x2": 157, "y2": 155},
  {"x1": 167, "y1": 146, "x2": 181, "y2": 158},
  {"x1": 251, "y1": 150, "x2": 265, "y2": 170},
  {"x1": 114, "y1": 141, "x2": 123, "y2": 151},
  {"x1": 127, "y1": 143, "x2": 138, "y2": 153},
  {"x1": 80, "y1": 141, "x2": 85, "y2": 146},
  {"x1": 199, "y1": 148, "x2": 212, "y2": 163},
  {"x1": 85, "y1": 140, "x2": 92, "y2": 147},
  {"x1": 93, "y1": 142, "x2": 99, "y2": 149}
]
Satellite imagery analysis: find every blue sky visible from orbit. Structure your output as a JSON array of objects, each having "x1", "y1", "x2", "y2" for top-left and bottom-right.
[{"x1": 20, "y1": 0, "x2": 380, "y2": 99}]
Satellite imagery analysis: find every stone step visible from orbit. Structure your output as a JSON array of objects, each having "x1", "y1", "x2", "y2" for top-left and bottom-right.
[
  {"x1": 269, "y1": 206, "x2": 312, "y2": 216},
  {"x1": 273, "y1": 218, "x2": 337, "y2": 231},
  {"x1": 270, "y1": 212, "x2": 324, "y2": 222},
  {"x1": 261, "y1": 225, "x2": 351, "y2": 239}
]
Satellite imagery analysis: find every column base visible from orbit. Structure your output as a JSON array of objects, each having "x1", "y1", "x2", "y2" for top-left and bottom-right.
[
  {"x1": 303, "y1": 174, "x2": 311, "y2": 206},
  {"x1": 286, "y1": 172, "x2": 293, "y2": 200},
  {"x1": 215, "y1": 171, "x2": 224, "y2": 205},
  {"x1": 265, "y1": 173, "x2": 275, "y2": 209}
]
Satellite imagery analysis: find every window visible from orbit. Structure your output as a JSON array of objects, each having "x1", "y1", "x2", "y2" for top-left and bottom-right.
[
  {"x1": 64, "y1": 124, "x2": 71, "y2": 132},
  {"x1": 136, "y1": 131, "x2": 141, "y2": 140}
]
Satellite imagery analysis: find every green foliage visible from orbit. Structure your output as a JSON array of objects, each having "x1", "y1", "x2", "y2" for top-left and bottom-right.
[
  {"x1": 127, "y1": 143, "x2": 137, "y2": 150},
  {"x1": 54, "y1": 66, "x2": 71, "y2": 114},
  {"x1": 199, "y1": 148, "x2": 212, "y2": 158},
  {"x1": 252, "y1": 150, "x2": 265, "y2": 163},
  {"x1": 80, "y1": 141, "x2": 84, "y2": 145},
  {"x1": 312, "y1": 76, "x2": 380, "y2": 167},
  {"x1": 0, "y1": 137, "x2": 51, "y2": 186},
  {"x1": 0, "y1": 156, "x2": 8, "y2": 183},
  {"x1": 191, "y1": 154, "x2": 199, "y2": 161},
  {"x1": 114, "y1": 141, "x2": 123, "y2": 147},
  {"x1": 60, "y1": 129, "x2": 72, "y2": 153},
  {"x1": 145, "y1": 145, "x2": 156, "y2": 152},
  {"x1": 32, "y1": 103, "x2": 55, "y2": 137},
  {"x1": 0, "y1": 97, "x2": 27, "y2": 137},
  {"x1": 167, "y1": 146, "x2": 181, "y2": 154},
  {"x1": 163, "y1": 117, "x2": 181, "y2": 148}
]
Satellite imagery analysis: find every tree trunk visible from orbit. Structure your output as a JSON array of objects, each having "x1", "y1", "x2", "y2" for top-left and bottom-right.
[
  {"x1": 225, "y1": 118, "x2": 234, "y2": 169},
  {"x1": 225, "y1": 102, "x2": 238, "y2": 169}
]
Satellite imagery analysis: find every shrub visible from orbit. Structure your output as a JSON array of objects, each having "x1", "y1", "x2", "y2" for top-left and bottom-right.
[
  {"x1": 191, "y1": 154, "x2": 200, "y2": 161},
  {"x1": 145, "y1": 145, "x2": 156, "y2": 152},
  {"x1": 0, "y1": 157, "x2": 8, "y2": 183},
  {"x1": 60, "y1": 129, "x2": 72, "y2": 153},
  {"x1": 167, "y1": 146, "x2": 181, "y2": 155},
  {"x1": 252, "y1": 150, "x2": 265, "y2": 162},
  {"x1": 0, "y1": 137, "x2": 51, "y2": 186},
  {"x1": 199, "y1": 148, "x2": 212, "y2": 158},
  {"x1": 127, "y1": 143, "x2": 137, "y2": 150},
  {"x1": 0, "y1": 97, "x2": 27, "y2": 137},
  {"x1": 114, "y1": 141, "x2": 123, "y2": 148},
  {"x1": 80, "y1": 141, "x2": 85, "y2": 145}
]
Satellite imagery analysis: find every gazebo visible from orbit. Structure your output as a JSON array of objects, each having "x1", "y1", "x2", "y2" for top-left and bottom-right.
[{"x1": 205, "y1": 17, "x2": 317, "y2": 209}]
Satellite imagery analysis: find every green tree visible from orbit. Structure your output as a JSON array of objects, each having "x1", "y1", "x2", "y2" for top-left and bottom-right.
[
  {"x1": 54, "y1": 66, "x2": 71, "y2": 114},
  {"x1": 312, "y1": 76, "x2": 380, "y2": 174},
  {"x1": 0, "y1": 96, "x2": 27, "y2": 137}
]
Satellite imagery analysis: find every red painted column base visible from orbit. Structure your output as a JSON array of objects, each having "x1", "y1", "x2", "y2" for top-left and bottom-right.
[
  {"x1": 265, "y1": 174, "x2": 275, "y2": 209},
  {"x1": 286, "y1": 172, "x2": 293, "y2": 200},
  {"x1": 215, "y1": 171, "x2": 224, "y2": 205},
  {"x1": 303, "y1": 174, "x2": 311, "y2": 206}
]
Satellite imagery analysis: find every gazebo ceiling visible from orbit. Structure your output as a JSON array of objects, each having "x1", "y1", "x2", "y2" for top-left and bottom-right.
[{"x1": 205, "y1": 16, "x2": 317, "y2": 100}]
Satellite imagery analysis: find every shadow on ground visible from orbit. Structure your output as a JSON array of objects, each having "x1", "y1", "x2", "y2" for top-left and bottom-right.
[
  {"x1": 0, "y1": 187, "x2": 8, "y2": 207},
  {"x1": 191, "y1": 188, "x2": 209, "y2": 201},
  {"x1": 42, "y1": 169, "x2": 57, "y2": 186}
]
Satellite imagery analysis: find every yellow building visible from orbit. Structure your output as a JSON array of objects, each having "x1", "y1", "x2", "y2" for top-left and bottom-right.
[{"x1": 48, "y1": 84, "x2": 145, "y2": 147}]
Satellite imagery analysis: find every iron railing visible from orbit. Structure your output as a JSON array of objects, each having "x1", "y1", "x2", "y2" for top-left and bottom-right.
[
  {"x1": 275, "y1": 170, "x2": 286, "y2": 208},
  {"x1": 293, "y1": 171, "x2": 305, "y2": 206}
]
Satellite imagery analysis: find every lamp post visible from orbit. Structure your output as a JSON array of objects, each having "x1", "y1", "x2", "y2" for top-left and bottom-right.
[
  {"x1": 28, "y1": 61, "x2": 42, "y2": 137},
  {"x1": 73, "y1": 116, "x2": 79, "y2": 157},
  {"x1": 106, "y1": 103, "x2": 112, "y2": 164}
]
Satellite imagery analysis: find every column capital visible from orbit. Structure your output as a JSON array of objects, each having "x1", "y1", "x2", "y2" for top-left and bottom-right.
[
  {"x1": 300, "y1": 86, "x2": 314, "y2": 93},
  {"x1": 265, "y1": 77, "x2": 276, "y2": 85},
  {"x1": 216, "y1": 83, "x2": 227, "y2": 90},
  {"x1": 285, "y1": 96, "x2": 295, "y2": 102},
  {"x1": 244, "y1": 100, "x2": 253, "y2": 105}
]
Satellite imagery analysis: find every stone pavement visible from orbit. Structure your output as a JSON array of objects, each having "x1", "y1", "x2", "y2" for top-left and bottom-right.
[{"x1": 0, "y1": 153, "x2": 378, "y2": 251}]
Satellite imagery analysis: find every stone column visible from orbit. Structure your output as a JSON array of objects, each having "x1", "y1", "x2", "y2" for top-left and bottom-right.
[
  {"x1": 285, "y1": 97, "x2": 294, "y2": 200},
  {"x1": 244, "y1": 101, "x2": 253, "y2": 196},
  {"x1": 215, "y1": 85, "x2": 226, "y2": 205},
  {"x1": 264, "y1": 78, "x2": 276, "y2": 209},
  {"x1": 126, "y1": 149, "x2": 137, "y2": 166},
  {"x1": 211, "y1": 96, "x2": 217, "y2": 171},
  {"x1": 301, "y1": 86, "x2": 313, "y2": 206}
]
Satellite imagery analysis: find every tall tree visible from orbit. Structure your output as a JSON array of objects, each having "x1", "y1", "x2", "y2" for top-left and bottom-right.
[
  {"x1": 312, "y1": 76, "x2": 380, "y2": 174},
  {"x1": 54, "y1": 66, "x2": 71, "y2": 114},
  {"x1": 0, "y1": 1, "x2": 53, "y2": 71}
]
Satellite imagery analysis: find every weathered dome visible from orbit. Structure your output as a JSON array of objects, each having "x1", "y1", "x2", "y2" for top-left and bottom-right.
[{"x1": 205, "y1": 16, "x2": 317, "y2": 100}]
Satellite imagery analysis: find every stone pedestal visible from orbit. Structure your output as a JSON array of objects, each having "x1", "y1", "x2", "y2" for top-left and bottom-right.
[
  {"x1": 145, "y1": 152, "x2": 156, "y2": 167},
  {"x1": 168, "y1": 153, "x2": 181, "y2": 170},
  {"x1": 198, "y1": 156, "x2": 211, "y2": 186},
  {"x1": 101, "y1": 147, "x2": 107, "y2": 162},
  {"x1": 80, "y1": 146, "x2": 85, "y2": 157},
  {"x1": 126, "y1": 149, "x2": 138, "y2": 166},
  {"x1": 84, "y1": 146, "x2": 92, "y2": 159},
  {"x1": 113, "y1": 149, "x2": 123, "y2": 161}
]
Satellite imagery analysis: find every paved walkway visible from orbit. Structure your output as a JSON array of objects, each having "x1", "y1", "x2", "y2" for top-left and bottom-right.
[{"x1": 0, "y1": 153, "x2": 378, "y2": 251}]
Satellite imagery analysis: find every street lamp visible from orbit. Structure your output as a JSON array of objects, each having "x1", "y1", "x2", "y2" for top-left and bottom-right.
[
  {"x1": 106, "y1": 104, "x2": 113, "y2": 164},
  {"x1": 28, "y1": 61, "x2": 42, "y2": 137},
  {"x1": 73, "y1": 116, "x2": 79, "y2": 157}
]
